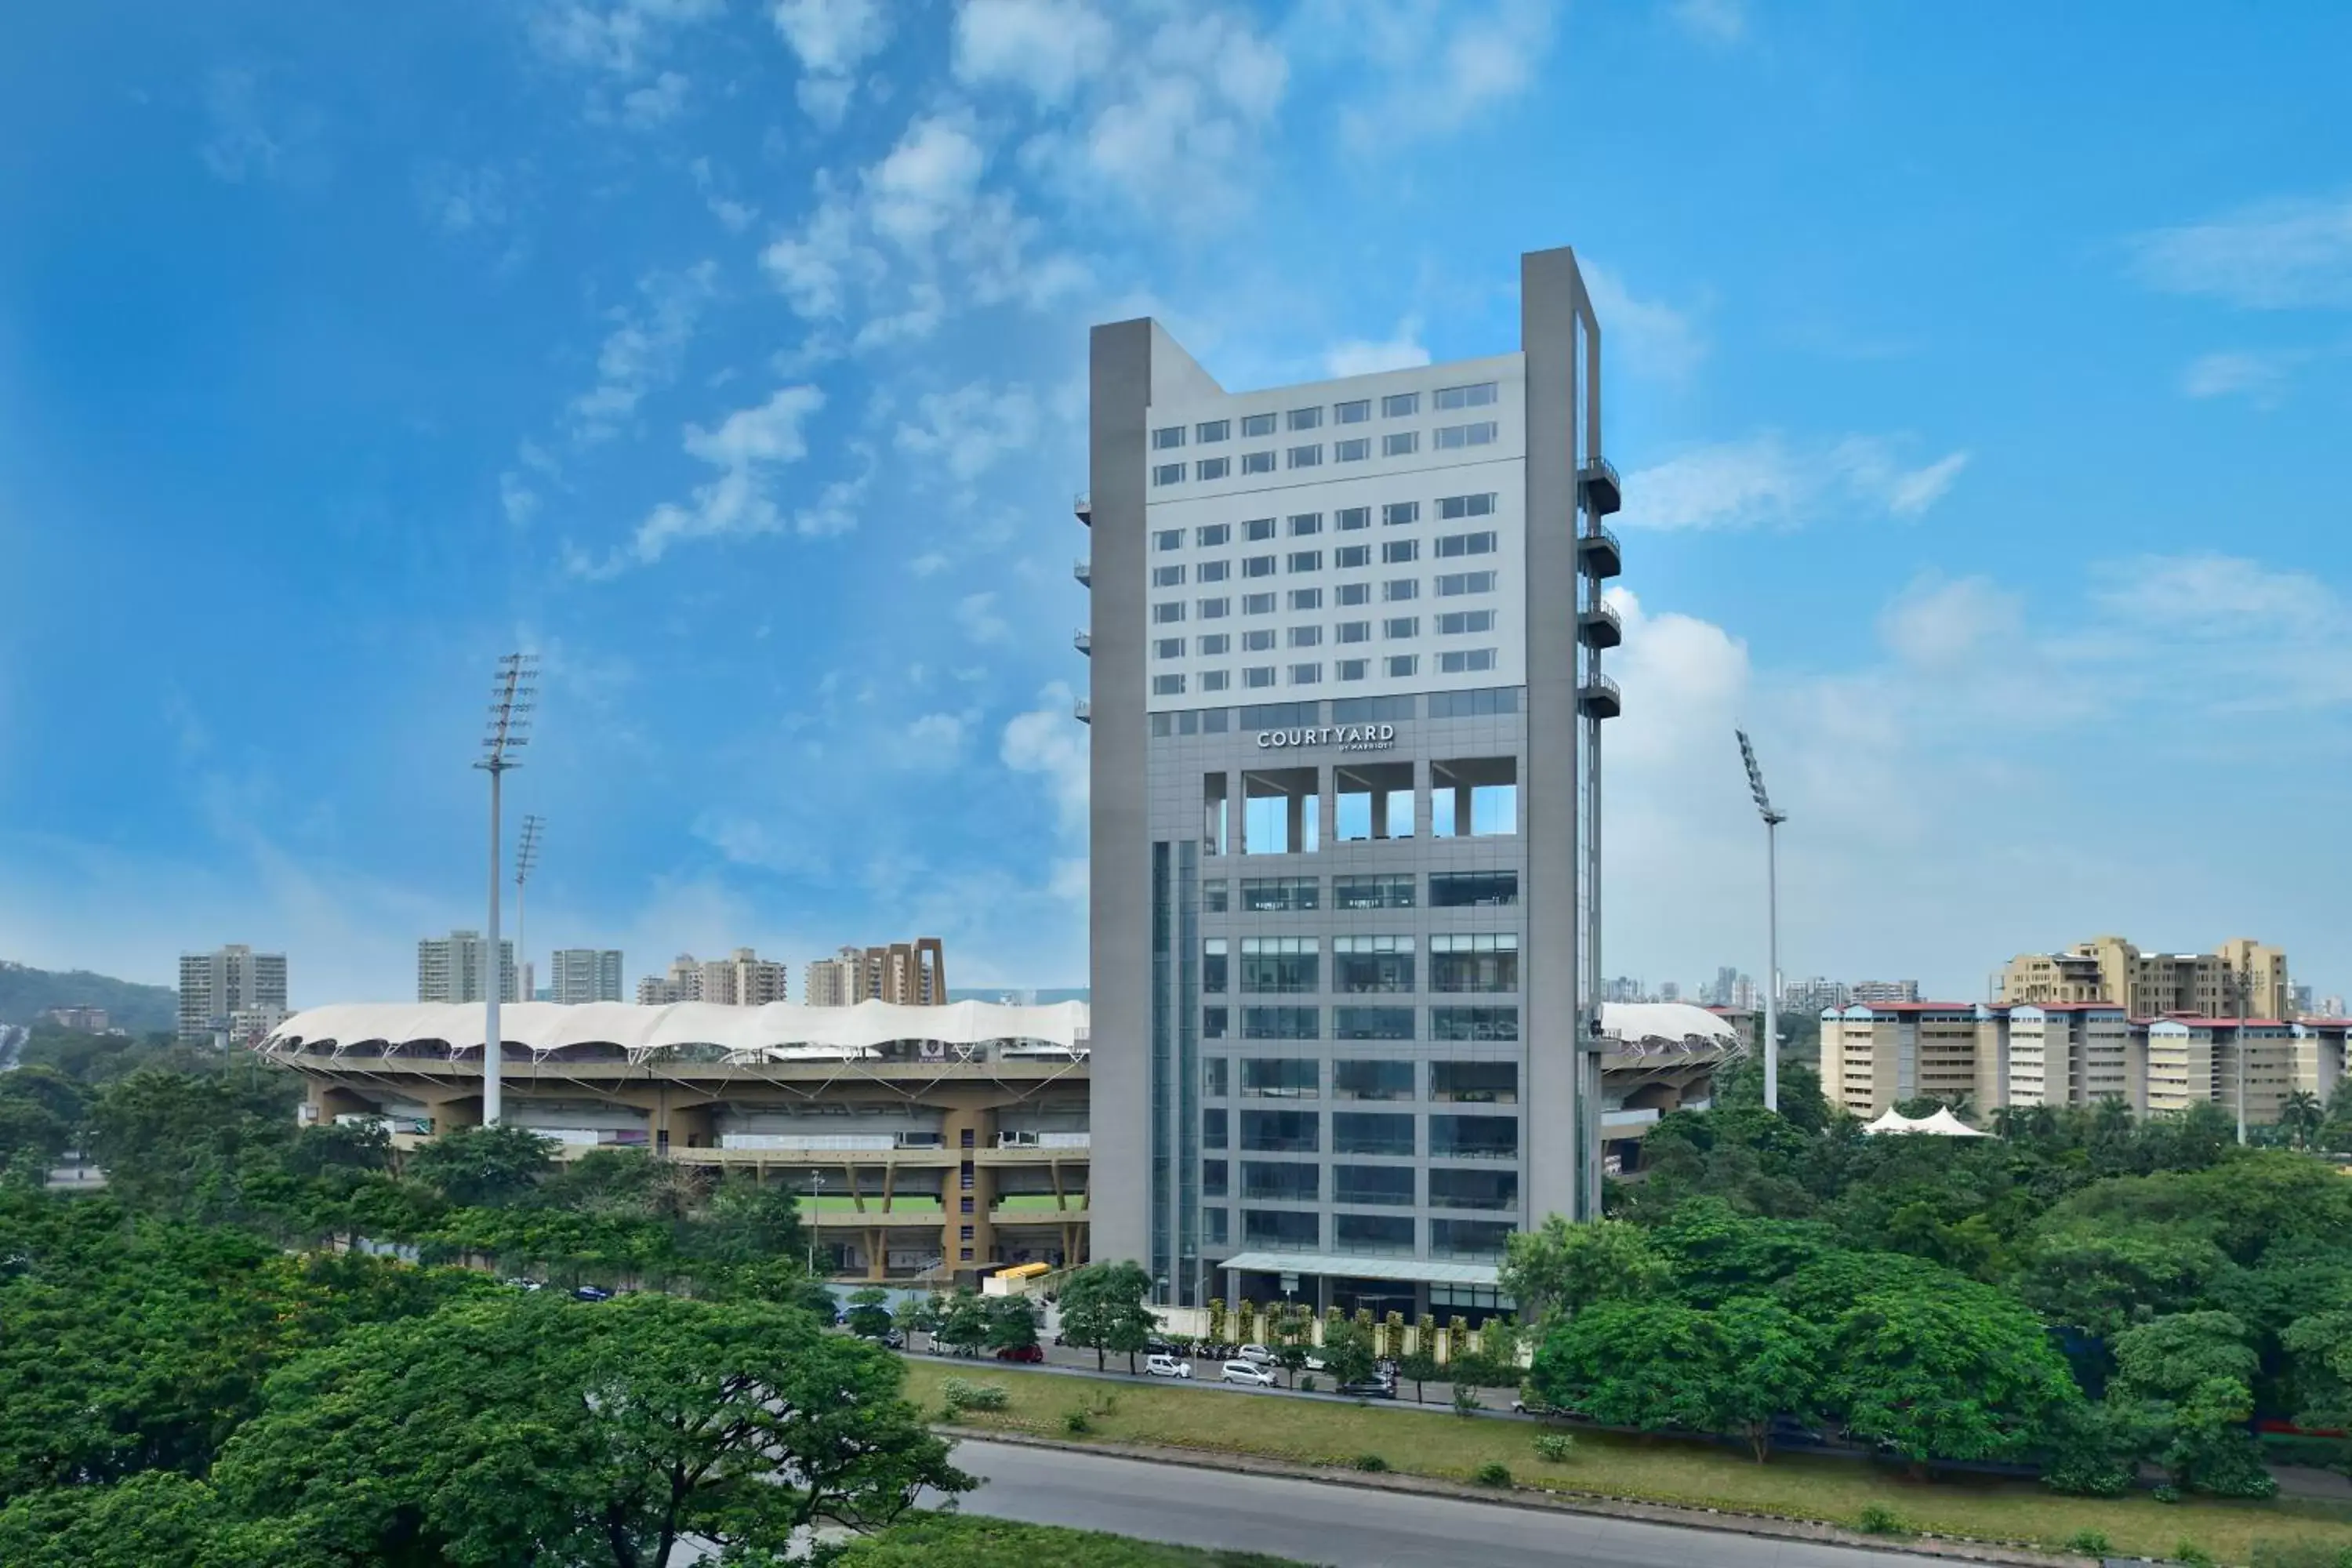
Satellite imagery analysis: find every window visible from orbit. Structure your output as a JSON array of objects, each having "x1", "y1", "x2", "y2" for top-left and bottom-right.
[
  {"x1": 1154, "y1": 462, "x2": 1185, "y2": 485},
  {"x1": 1240, "y1": 1109, "x2": 1319, "y2": 1153},
  {"x1": 1152, "y1": 673, "x2": 1185, "y2": 695},
  {"x1": 1198, "y1": 595, "x2": 1230, "y2": 618},
  {"x1": 1243, "y1": 555, "x2": 1276, "y2": 579},
  {"x1": 1203, "y1": 940, "x2": 1229, "y2": 996},
  {"x1": 1338, "y1": 1214, "x2": 1414, "y2": 1254},
  {"x1": 1242, "y1": 628, "x2": 1276, "y2": 652},
  {"x1": 1335, "y1": 544, "x2": 1371, "y2": 570},
  {"x1": 1385, "y1": 655, "x2": 1418, "y2": 678},
  {"x1": 1198, "y1": 560, "x2": 1231, "y2": 583},
  {"x1": 1337, "y1": 620, "x2": 1370, "y2": 644},
  {"x1": 1438, "y1": 492, "x2": 1495, "y2": 520},
  {"x1": 1240, "y1": 1056, "x2": 1319, "y2": 1097},
  {"x1": 1201, "y1": 670, "x2": 1231, "y2": 691},
  {"x1": 1153, "y1": 601, "x2": 1185, "y2": 624},
  {"x1": 1336, "y1": 1060, "x2": 1414, "y2": 1102},
  {"x1": 1243, "y1": 764, "x2": 1316, "y2": 852},
  {"x1": 1196, "y1": 456, "x2": 1230, "y2": 481},
  {"x1": 1153, "y1": 425, "x2": 1186, "y2": 449},
  {"x1": 1240, "y1": 876, "x2": 1318, "y2": 912},
  {"x1": 1197, "y1": 633, "x2": 1231, "y2": 656},
  {"x1": 1436, "y1": 570, "x2": 1497, "y2": 597},
  {"x1": 1433, "y1": 422, "x2": 1498, "y2": 449},
  {"x1": 1333, "y1": 1112, "x2": 1414, "y2": 1155},
  {"x1": 1287, "y1": 550, "x2": 1323, "y2": 573},
  {"x1": 1382, "y1": 502, "x2": 1419, "y2": 526},
  {"x1": 1334, "y1": 873, "x2": 1415, "y2": 910},
  {"x1": 1330, "y1": 694, "x2": 1415, "y2": 721},
  {"x1": 1243, "y1": 1007, "x2": 1319, "y2": 1042},
  {"x1": 1436, "y1": 531, "x2": 1497, "y2": 558},
  {"x1": 1335, "y1": 437, "x2": 1370, "y2": 463},
  {"x1": 1383, "y1": 539, "x2": 1420, "y2": 564},
  {"x1": 1156, "y1": 528, "x2": 1183, "y2": 550},
  {"x1": 1334, "y1": 1165, "x2": 1414, "y2": 1207},
  {"x1": 1433, "y1": 756, "x2": 1515, "y2": 835},
  {"x1": 1205, "y1": 1207, "x2": 1229, "y2": 1245},
  {"x1": 1244, "y1": 1208, "x2": 1319, "y2": 1250},
  {"x1": 1430, "y1": 1058, "x2": 1517, "y2": 1101},
  {"x1": 1381, "y1": 391, "x2": 1419, "y2": 417},
  {"x1": 1437, "y1": 610, "x2": 1495, "y2": 635},
  {"x1": 1202, "y1": 1107, "x2": 1229, "y2": 1150},
  {"x1": 1244, "y1": 517, "x2": 1277, "y2": 541},
  {"x1": 1336, "y1": 581, "x2": 1371, "y2": 606},
  {"x1": 1428, "y1": 686, "x2": 1519, "y2": 718},
  {"x1": 1432, "y1": 1219, "x2": 1512, "y2": 1259},
  {"x1": 1196, "y1": 419, "x2": 1230, "y2": 444},
  {"x1": 1288, "y1": 587, "x2": 1322, "y2": 612},
  {"x1": 1287, "y1": 406, "x2": 1323, "y2": 431},
  {"x1": 1244, "y1": 666, "x2": 1276, "y2": 688},
  {"x1": 1242, "y1": 450, "x2": 1276, "y2": 474},
  {"x1": 1202, "y1": 879, "x2": 1229, "y2": 913},
  {"x1": 1336, "y1": 398, "x2": 1370, "y2": 423},
  {"x1": 1429, "y1": 1168, "x2": 1517, "y2": 1212},
  {"x1": 1382, "y1": 431, "x2": 1418, "y2": 457},
  {"x1": 1243, "y1": 591, "x2": 1276, "y2": 614},
  {"x1": 1336, "y1": 506, "x2": 1370, "y2": 531},
  {"x1": 1287, "y1": 445, "x2": 1323, "y2": 469},
  {"x1": 1430, "y1": 933, "x2": 1519, "y2": 993},
  {"x1": 1434, "y1": 381, "x2": 1498, "y2": 410},
  {"x1": 1437, "y1": 648, "x2": 1497, "y2": 673},
  {"x1": 1241, "y1": 412, "x2": 1277, "y2": 437},
  {"x1": 1290, "y1": 662, "x2": 1322, "y2": 684},
  {"x1": 1196, "y1": 522, "x2": 1231, "y2": 548},
  {"x1": 1430, "y1": 871, "x2": 1518, "y2": 908},
  {"x1": 1152, "y1": 564, "x2": 1185, "y2": 587},
  {"x1": 1204, "y1": 1006, "x2": 1229, "y2": 1039},
  {"x1": 1334, "y1": 935, "x2": 1415, "y2": 994},
  {"x1": 1337, "y1": 659, "x2": 1367, "y2": 681},
  {"x1": 1334, "y1": 1005, "x2": 1414, "y2": 1040},
  {"x1": 1156, "y1": 637, "x2": 1185, "y2": 659},
  {"x1": 1287, "y1": 512, "x2": 1322, "y2": 536},
  {"x1": 1287, "y1": 625, "x2": 1322, "y2": 648},
  {"x1": 1203, "y1": 1159, "x2": 1228, "y2": 1197},
  {"x1": 1384, "y1": 615, "x2": 1419, "y2": 639},
  {"x1": 1430, "y1": 1115, "x2": 1518, "y2": 1161}
]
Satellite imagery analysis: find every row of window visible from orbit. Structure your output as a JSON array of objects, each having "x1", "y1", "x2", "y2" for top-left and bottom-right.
[
  {"x1": 1203, "y1": 935, "x2": 1519, "y2": 996},
  {"x1": 1200, "y1": 1209, "x2": 1514, "y2": 1258},
  {"x1": 1203, "y1": 1161, "x2": 1520, "y2": 1210},
  {"x1": 1202, "y1": 1109, "x2": 1518, "y2": 1160},
  {"x1": 1155, "y1": 612, "x2": 1496, "y2": 659},
  {"x1": 1145, "y1": 687, "x2": 1518, "y2": 740},
  {"x1": 1153, "y1": 651, "x2": 1496, "y2": 695},
  {"x1": 1205, "y1": 871, "x2": 1517, "y2": 912},
  {"x1": 1201, "y1": 1003, "x2": 1524, "y2": 1044},
  {"x1": 1207, "y1": 1055, "x2": 1519, "y2": 1099},
  {"x1": 1149, "y1": 422, "x2": 1500, "y2": 485},
  {"x1": 1156, "y1": 496, "x2": 1497, "y2": 554},
  {"x1": 1152, "y1": 572, "x2": 1497, "y2": 620},
  {"x1": 1149, "y1": 535, "x2": 1499, "y2": 594},
  {"x1": 1150, "y1": 383, "x2": 1498, "y2": 450}
]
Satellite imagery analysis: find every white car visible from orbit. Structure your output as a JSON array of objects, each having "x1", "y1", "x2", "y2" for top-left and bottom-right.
[
  {"x1": 1221, "y1": 1360, "x2": 1280, "y2": 1387},
  {"x1": 1144, "y1": 1353, "x2": 1192, "y2": 1379},
  {"x1": 1236, "y1": 1344, "x2": 1276, "y2": 1366}
]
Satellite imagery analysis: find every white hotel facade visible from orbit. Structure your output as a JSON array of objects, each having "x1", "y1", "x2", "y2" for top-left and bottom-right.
[{"x1": 1082, "y1": 248, "x2": 1623, "y2": 1316}]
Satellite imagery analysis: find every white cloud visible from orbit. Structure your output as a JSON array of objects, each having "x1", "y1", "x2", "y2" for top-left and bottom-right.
[
  {"x1": 894, "y1": 382, "x2": 1041, "y2": 482},
  {"x1": 1875, "y1": 575, "x2": 2024, "y2": 670},
  {"x1": 909, "y1": 551, "x2": 950, "y2": 577},
  {"x1": 499, "y1": 472, "x2": 540, "y2": 528},
  {"x1": 415, "y1": 164, "x2": 511, "y2": 234},
  {"x1": 689, "y1": 157, "x2": 757, "y2": 232},
  {"x1": 2180, "y1": 348, "x2": 2302, "y2": 405},
  {"x1": 567, "y1": 260, "x2": 719, "y2": 442},
  {"x1": 956, "y1": 591, "x2": 1011, "y2": 645},
  {"x1": 761, "y1": 189, "x2": 869, "y2": 318},
  {"x1": 1626, "y1": 434, "x2": 1971, "y2": 532},
  {"x1": 1668, "y1": 0, "x2": 1748, "y2": 46},
  {"x1": 953, "y1": 0, "x2": 1115, "y2": 107},
  {"x1": 1323, "y1": 319, "x2": 1430, "y2": 378},
  {"x1": 1001, "y1": 682, "x2": 1089, "y2": 834},
  {"x1": 1581, "y1": 263, "x2": 1709, "y2": 383},
  {"x1": 868, "y1": 116, "x2": 989, "y2": 249},
  {"x1": 797, "y1": 75, "x2": 856, "y2": 128},
  {"x1": 530, "y1": 0, "x2": 723, "y2": 78},
  {"x1": 1334, "y1": 0, "x2": 1555, "y2": 152},
  {"x1": 198, "y1": 67, "x2": 316, "y2": 184},
  {"x1": 773, "y1": 0, "x2": 891, "y2": 122},
  {"x1": 620, "y1": 69, "x2": 690, "y2": 128},
  {"x1": 572, "y1": 384, "x2": 833, "y2": 573},
  {"x1": 2130, "y1": 194, "x2": 2352, "y2": 310}
]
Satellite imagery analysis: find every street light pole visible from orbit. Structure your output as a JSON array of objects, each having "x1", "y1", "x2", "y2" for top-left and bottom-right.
[
  {"x1": 806, "y1": 1172, "x2": 826, "y2": 1276},
  {"x1": 1737, "y1": 731, "x2": 1788, "y2": 1113},
  {"x1": 476, "y1": 654, "x2": 538, "y2": 1127}
]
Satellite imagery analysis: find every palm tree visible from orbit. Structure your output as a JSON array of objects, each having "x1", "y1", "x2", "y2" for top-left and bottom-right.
[{"x1": 2281, "y1": 1089, "x2": 2325, "y2": 1150}]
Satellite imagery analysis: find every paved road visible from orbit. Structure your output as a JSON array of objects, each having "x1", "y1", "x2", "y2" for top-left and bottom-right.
[{"x1": 949, "y1": 1439, "x2": 1932, "y2": 1568}]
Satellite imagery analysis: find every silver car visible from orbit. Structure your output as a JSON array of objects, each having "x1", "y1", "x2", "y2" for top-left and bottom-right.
[
  {"x1": 1221, "y1": 1360, "x2": 1279, "y2": 1387},
  {"x1": 1145, "y1": 1353, "x2": 1192, "y2": 1379}
]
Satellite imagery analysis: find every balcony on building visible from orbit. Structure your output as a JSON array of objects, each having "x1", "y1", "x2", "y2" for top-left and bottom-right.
[
  {"x1": 1577, "y1": 524, "x2": 1621, "y2": 580},
  {"x1": 1074, "y1": 697, "x2": 1092, "y2": 724},
  {"x1": 1073, "y1": 628, "x2": 1092, "y2": 656},
  {"x1": 1073, "y1": 557, "x2": 1091, "y2": 587},
  {"x1": 1577, "y1": 601, "x2": 1622, "y2": 649},
  {"x1": 1578, "y1": 456, "x2": 1621, "y2": 516},
  {"x1": 1578, "y1": 673, "x2": 1622, "y2": 720},
  {"x1": 1073, "y1": 492, "x2": 1092, "y2": 525}
]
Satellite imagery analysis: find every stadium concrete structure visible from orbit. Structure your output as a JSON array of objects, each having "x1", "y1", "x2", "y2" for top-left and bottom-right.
[{"x1": 258, "y1": 998, "x2": 1737, "y2": 1293}]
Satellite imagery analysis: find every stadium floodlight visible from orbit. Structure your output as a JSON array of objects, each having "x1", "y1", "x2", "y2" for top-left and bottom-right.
[
  {"x1": 515, "y1": 815, "x2": 544, "y2": 1005},
  {"x1": 1737, "y1": 729, "x2": 1787, "y2": 1114},
  {"x1": 476, "y1": 653, "x2": 539, "y2": 1125}
]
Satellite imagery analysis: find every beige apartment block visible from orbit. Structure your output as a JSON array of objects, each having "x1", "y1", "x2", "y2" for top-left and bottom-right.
[
  {"x1": 700, "y1": 948, "x2": 789, "y2": 1007},
  {"x1": 2004, "y1": 1004, "x2": 2140, "y2": 1113},
  {"x1": 805, "y1": 939, "x2": 949, "y2": 1007},
  {"x1": 1818, "y1": 1003, "x2": 2002, "y2": 1118},
  {"x1": 2000, "y1": 935, "x2": 2292, "y2": 1020}
]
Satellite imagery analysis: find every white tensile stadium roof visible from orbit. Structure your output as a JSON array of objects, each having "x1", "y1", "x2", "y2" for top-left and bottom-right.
[
  {"x1": 1860, "y1": 1105, "x2": 1991, "y2": 1138},
  {"x1": 262, "y1": 998, "x2": 1088, "y2": 1062},
  {"x1": 1596, "y1": 1001, "x2": 1742, "y2": 1053}
]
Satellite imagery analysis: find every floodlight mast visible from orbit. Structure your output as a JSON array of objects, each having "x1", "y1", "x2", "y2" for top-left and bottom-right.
[
  {"x1": 515, "y1": 815, "x2": 545, "y2": 1006},
  {"x1": 1737, "y1": 730, "x2": 1787, "y2": 1113},
  {"x1": 476, "y1": 654, "x2": 538, "y2": 1126}
]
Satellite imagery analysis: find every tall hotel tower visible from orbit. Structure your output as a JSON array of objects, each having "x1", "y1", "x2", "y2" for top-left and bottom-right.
[{"x1": 1082, "y1": 248, "x2": 1622, "y2": 1315}]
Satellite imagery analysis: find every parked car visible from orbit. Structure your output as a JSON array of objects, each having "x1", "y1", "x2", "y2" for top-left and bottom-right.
[
  {"x1": 572, "y1": 1285, "x2": 613, "y2": 1302},
  {"x1": 1144, "y1": 1337, "x2": 1176, "y2": 1357},
  {"x1": 1337, "y1": 1377, "x2": 1397, "y2": 1399},
  {"x1": 862, "y1": 1328, "x2": 906, "y2": 1350},
  {"x1": 1221, "y1": 1360, "x2": 1279, "y2": 1387},
  {"x1": 1144, "y1": 1353, "x2": 1192, "y2": 1379},
  {"x1": 994, "y1": 1344, "x2": 1046, "y2": 1363},
  {"x1": 1236, "y1": 1343, "x2": 1275, "y2": 1366},
  {"x1": 503, "y1": 1277, "x2": 544, "y2": 1293}
]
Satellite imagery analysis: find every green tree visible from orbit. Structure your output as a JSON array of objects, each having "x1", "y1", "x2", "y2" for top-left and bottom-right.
[
  {"x1": 0, "y1": 1471, "x2": 330, "y2": 1568},
  {"x1": 1526, "y1": 1301, "x2": 1714, "y2": 1434},
  {"x1": 1395, "y1": 1346, "x2": 1441, "y2": 1404},
  {"x1": 2283, "y1": 1309, "x2": 2352, "y2": 1432},
  {"x1": 1321, "y1": 1317, "x2": 1378, "y2": 1388},
  {"x1": 1829, "y1": 1287, "x2": 2080, "y2": 1465},
  {"x1": 898, "y1": 1293, "x2": 948, "y2": 1353},
  {"x1": 1497, "y1": 1215, "x2": 1670, "y2": 1327},
  {"x1": 2111, "y1": 1312, "x2": 2276, "y2": 1497},
  {"x1": 2280, "y1": 1090, "x2": 2325, "y2": 1150},
  {"x1": 2018, "y1": 1223, "x2": 2233, "y2": 1341},
  {"x1": 403, "y1": 1123, "x2": 557, "y2": 1208},
  {"x1": 986, "y1": 1294, "x2": 1042, "y2": 1355},
  {"x1": 1057, "y1": 1261, "x2": 1156, "y2": 1374},
  {"x1": 845, "y1": 1285, "x2": 894, "y2": 1339},
  {"x1": 1646, "y1": 1199, "x2": 1837, "y2": 1308},
  {"x1": 1708, "y1": 1296, "x2": 1828, "y2": 1461},
  {"x1": 85, "y1": 1068, "x2": 298, "y2": 1218},
  {"x1": 937, "y1": 1288, "x2": 992, "y2": 1358}
]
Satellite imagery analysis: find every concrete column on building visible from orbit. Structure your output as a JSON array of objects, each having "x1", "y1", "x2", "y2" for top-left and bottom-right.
[
  {"x1": 307, "y1": 1081, "x2": 375, "y2": 1125},
  {"x1": 656, "y1": 1094, "x2": 716, "y2": 1155},
  {"x1": 940, "y1": 1104, "x2": 1000, "y2": 1279},
  {"x1": 423, "y1": 1090, "x2": 484, "y2": 1134}
]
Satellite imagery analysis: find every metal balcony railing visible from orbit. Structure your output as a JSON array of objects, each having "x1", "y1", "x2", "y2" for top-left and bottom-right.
[
  {"x1": 1073, "y1": 557, "x2": 1091, "y2": 587},
  {"x1": 1577, "y1": 601, "x2": 1622, "y2": 649},
  {"x1": 1073, "y1": 698, "x2": 1091, "y2": 724},
  {"x1": 1578, "y1": 673, "x2": 1622, "y2": 720},
  {"x1": 1073, "y1": 628, "x2": 1091, "y2": 655},
  {"x1": 1073, "y1": 492, "x2": 1092, "y2": 524},
  {"x1": 1578, "y1": 455, "x2": 1621, "y2": 516},
  {"x1": 1577, "y1": 524, "x2": 1621, "y2": 579}
]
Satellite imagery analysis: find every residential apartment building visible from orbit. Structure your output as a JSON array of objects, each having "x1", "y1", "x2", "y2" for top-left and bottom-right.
[
  {"x1": 179, "y1": 943, "x2": 290, "y2": 1041},
  {"x1": 416, "y1": 931, "x2": 517, "y2": 1005},
  {"x1": 42, "y1": 1006, "x2": 109, "y2": 1033},
  {"x1": 1782, "y1": 978, "x2": 1849, "y2": 1014},
  {"x1": 1849, "y1": 979, "x2": 1922, "y2": 1006},
  {"x1": 1819, "y1": 1003, "x2": 2002, "y2": 1118},
  {"x1": 700, "y1": 948, "x2": 789, "y2": 1007},
  {"x1": 550, "y1": 949, "x2": 625, "y2": 1005},
  {"x1": 1084, "y1": 247, "x2": 1622, "y2": 1315},
  {"x1": 805, "y1": 941, "x2": 949, "y2": 1007},
  {"x1": 2000, "y1": 935, "x2": 2292, "y2": 1020}
]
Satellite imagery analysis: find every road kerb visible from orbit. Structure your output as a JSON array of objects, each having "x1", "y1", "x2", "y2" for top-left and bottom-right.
[{"x1": 939, "y1": 1426, "x2": 2096, "y2": 1568}]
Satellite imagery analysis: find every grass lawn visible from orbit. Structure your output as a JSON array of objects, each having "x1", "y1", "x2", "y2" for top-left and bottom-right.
[
  {"x1": 904, "y1": 1362, "x2": 2352, "y2": 1566},
  {"x1": 840, "y1": 1513, "x2": 1312, "y2": 1566}
]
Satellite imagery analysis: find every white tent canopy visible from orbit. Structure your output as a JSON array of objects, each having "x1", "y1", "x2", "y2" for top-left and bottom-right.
[{"x1": 1860, "y1": 1105, "x2": 1991, "y2": 1138}]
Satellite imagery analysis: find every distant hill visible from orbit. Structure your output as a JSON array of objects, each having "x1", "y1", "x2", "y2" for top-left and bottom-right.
[
  {"x1": 948, "y1": 987, "x2": 1090, "y2": 1007},
  {"x1": 0, "y1": 960, "x2": 178, "y2": 1034}
]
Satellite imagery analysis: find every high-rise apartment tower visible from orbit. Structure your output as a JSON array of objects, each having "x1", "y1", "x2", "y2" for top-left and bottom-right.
[
  {"x1": 177, "y1": 943, "x2": 289, "y2": 1041},
  {"x1": 416, "y1": 930, "x2": 517, "y2": 1005},
  {"x1": 550, "y1": 949, "x2": 625, "y2": 1004}
]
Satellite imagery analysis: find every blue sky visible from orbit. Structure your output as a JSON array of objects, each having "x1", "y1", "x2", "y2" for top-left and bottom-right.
[{"x1": 3, "y1": 0, "x2": 2349, "y2": 1006}]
